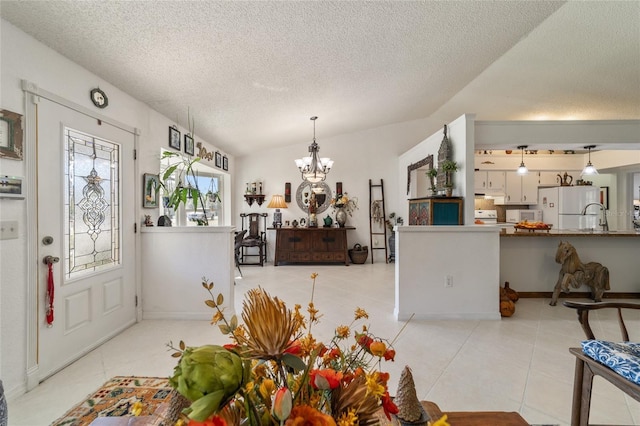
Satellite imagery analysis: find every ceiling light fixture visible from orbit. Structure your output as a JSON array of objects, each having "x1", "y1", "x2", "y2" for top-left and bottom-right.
[
  {"x1": 581, "y1": 145, "x2": 599, "y2": 176},
  {"x1": 294, "y1": 116, "x2": 333, "y2": 183},
  {"x1": 516, "y1": 145, "x2": 528, "y2": 175}
]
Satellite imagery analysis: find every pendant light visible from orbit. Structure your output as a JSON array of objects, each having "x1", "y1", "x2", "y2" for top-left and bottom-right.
[
  {"x1": 581, "y1": 145, "x2": 599, "y2": 175},
  {"x1": 516, "y1": 145, "x2": 528, "y2": 175},
  {"x1": 294, "y1": 116, "x2": 333, "y2": 183}
]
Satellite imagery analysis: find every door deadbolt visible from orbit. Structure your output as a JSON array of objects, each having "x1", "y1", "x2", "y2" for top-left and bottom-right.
[
  {"x1": 42, "y1": 236, "x2": 54, "y2": 245},
  {"x1": 43, "y1": 255, "x2": 60, "y2": 265}
]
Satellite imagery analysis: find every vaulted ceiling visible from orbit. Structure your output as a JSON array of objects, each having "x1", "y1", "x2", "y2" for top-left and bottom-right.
[{"x1": 1, "y1": 1, "x2": 639, "y2": 156}]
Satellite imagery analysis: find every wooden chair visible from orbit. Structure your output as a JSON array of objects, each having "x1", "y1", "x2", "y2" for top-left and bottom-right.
[
  {"x1": 234, "y1": 230, "x2": 247, "y2": 277},
  {"x1": 563, "y1": 301, "x2": 640, "y2": 426},
  {"x1": 239, "y1": 213, "x2": 268, "y2": 266}
]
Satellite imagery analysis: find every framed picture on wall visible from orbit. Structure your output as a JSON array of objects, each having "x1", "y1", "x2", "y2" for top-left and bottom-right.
[
  {"x1": 184, "y1": 134, "x2": 194, "y2": 156},
  {"x1": 599, "y1": 186, "x2": 609, "y2": 210},
  {"x1": 169, "y1": 126, "x2": 181, "y2": 150},
  {"x1": 0, "y1": 109, "x2": 24, "y2": 161},
  {"x1": 215, "y1": 151, "x2": 222, "y2": 168},
  {"x1": 223, "y1": 155, "x2": 228, "y2": 171},
  {"x1": 143, "y1": 173, "x2": 160, "y2": 208}
]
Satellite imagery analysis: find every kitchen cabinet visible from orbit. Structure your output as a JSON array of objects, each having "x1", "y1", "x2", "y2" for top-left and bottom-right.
[
  {"x1": 272, "y1": 227, "x2": 354, "y2": 266},
  {"x1": 408, "y1": 197, "x2": 464, "y2": 225},
  {"x1": 503, "y1": 172, "x2": 538, "y2": 204},
  {"x1": 474, "y1": 171, "x2": 505, "y2": 193}
]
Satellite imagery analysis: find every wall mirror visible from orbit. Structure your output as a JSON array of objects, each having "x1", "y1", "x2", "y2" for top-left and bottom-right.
[
  {"x1": 406, "y1": 155, "x2": 434, "y2": 195},
  {"x1": 296, "y1": 181, "x2": 332, "y2": 214}
]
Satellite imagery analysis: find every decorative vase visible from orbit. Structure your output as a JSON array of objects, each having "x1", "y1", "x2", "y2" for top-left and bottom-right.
[
  {"x1": 445, "y1": 186, "x2": 453, "y2": 197},
  {"x1": 388, "y1": 232, "x2": 396, "y2": 262},
  {"x1": 335, "y1": 208, "x2": 347, "y2": 227}
]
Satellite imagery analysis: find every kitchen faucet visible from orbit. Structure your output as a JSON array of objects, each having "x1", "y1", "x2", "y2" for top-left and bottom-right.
[{"x1": 582, "y1": 202, "x2": 609, "y2": 231}]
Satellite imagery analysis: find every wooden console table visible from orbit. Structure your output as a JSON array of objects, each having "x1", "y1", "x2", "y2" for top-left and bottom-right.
[{"x1": 271, "y1": 226, "x2": 355, "y2": 266}]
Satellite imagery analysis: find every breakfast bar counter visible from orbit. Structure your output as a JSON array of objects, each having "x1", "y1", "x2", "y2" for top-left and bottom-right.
[
  {"x1": 500, "y1": 228, "x2": 640, "y2": 294},
  {"x1": 500, "y1": 227, "x2": 640, "y2": 237}
]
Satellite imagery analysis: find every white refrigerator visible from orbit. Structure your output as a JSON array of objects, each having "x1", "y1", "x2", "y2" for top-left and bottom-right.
[{"x1": 536, "y1": 186, "x2": 599, "y2": 230}]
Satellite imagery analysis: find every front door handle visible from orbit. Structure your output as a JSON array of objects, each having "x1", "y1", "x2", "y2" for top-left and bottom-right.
[{"x1": 43, "y1": 255, "x2": 60, "y2": 265}]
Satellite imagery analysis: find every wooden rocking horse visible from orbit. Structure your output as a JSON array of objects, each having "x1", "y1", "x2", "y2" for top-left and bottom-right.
[{"x1": 550, "y1": 241, "x2": 610, "y2": 306}]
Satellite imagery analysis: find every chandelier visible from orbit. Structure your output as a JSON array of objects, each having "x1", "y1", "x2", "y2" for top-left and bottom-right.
[
  {"x1": 294, "y1": 116, "x2": 333, "y2": 183},
  {"x1": 581, "y1": 145, "x2": 599, "y2": 175}
]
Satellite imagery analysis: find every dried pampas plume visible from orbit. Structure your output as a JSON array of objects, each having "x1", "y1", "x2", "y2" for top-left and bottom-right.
[{"x1": 395, "y1": 365, "x2": 428, "y2": 424}]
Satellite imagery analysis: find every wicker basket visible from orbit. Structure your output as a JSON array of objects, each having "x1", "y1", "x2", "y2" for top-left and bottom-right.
[{"x1": 348, "y1": 244, "x2": 368, "y2": 264}]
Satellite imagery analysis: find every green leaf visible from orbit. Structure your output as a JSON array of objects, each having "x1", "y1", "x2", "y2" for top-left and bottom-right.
[
  {"x1": 162, "y1": 164, "x2": 179, "y2": 181},
  {"x1": 216, "y1": 293, "x2": 224, "y2": 305},
  {"x1": 229, "y1": 315, "x2": 238, "y2": 330},
  {"x1": 282, "y1": 353, "x2": 306, "y2": 372},
  {"x1": 219, "y1": 324, "x2": 231, "y2": 335},
  {"x1": 205, "y1": 299, "x2": 217, "y2": 308}
]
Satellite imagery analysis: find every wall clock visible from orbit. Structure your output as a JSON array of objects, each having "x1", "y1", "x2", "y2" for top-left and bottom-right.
[{"x1": 90, "y1": 88, "x2": 108, "y2": 108}]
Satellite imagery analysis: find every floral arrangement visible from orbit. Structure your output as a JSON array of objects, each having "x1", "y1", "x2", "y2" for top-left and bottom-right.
[
  {"x1": 166, "y1": 273, "x2": 418, "y2": 426},
  {"x1": 331, "y1": 193, "x2": 358, "y2": 216},
  {"x1": 385, "y1": 213, "x2": 403, "y2": 233}
]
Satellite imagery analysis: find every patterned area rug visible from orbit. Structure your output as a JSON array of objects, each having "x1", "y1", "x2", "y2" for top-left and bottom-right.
[{"x1": 51, "y1": 376, "x2": 178, "y2": 426}]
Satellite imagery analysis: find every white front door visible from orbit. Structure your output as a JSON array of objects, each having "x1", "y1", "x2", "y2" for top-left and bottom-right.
[{"x1": 37, "y1": 97, "x2": 136, "y2": 380}]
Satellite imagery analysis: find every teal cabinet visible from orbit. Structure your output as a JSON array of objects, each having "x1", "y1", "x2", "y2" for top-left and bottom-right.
[{"x1": 408, "y1": 197, "x2": 463, "y2": 225}]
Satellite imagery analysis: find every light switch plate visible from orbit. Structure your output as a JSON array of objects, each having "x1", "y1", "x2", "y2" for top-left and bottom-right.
[{"x1": 0, "y1": 221, "x2": 18, "y2": 240}]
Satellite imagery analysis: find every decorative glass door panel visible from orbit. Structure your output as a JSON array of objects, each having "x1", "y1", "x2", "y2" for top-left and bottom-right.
[{"x1": 64, "y1": 128, "x2": 120, "y2": 280}]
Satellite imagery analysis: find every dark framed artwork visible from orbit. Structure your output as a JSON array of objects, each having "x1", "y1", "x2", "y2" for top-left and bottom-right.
[
  {"x1": 215, "y1": 151, "x2": 222, "y2": 168},
  {"x1": 336, "y1": 182, "x2": 343, "y2": 195},
  {"x1": 169, "y1": 126, "x2": 181, "y2": 150},
  {"x1": 143, "y1": 173, "x2": 160, "y2": 208},
  {"x1": 0, "y1": 109, "x2": 24, "y2": 160},
  {"x1": 599, "y1": 186, "x2": 609, "y2": 210},
  {"x1": 184, "y1": 134, "x2": 194, "y2": 156},
  {"x1": 285, "y1": 182, "x2": 291, "y2": 202},
  {"x1": 223, "y1": 155, "x2": 228, "y2": 171}
]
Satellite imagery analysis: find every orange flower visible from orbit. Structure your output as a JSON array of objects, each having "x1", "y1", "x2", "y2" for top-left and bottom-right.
[
  {"x1": 284, "y1": 405, "x2": 337, "y2": 426},
  {"x1": 383, "y1": 348, "x2": 396, "y2": 361},
  {"x1": 381, "y1": 391, "x2": 399, "y2": 420},
  {"x1": 369, "y1": 341, "x2": 386, "y2": 357},
  {"x1": 188, "y1": 415, "x2": 228, "y2": 426},
  {"x1": 310, "y1": 368, "x2": 343, "y2": 390},
  {"x1": 284, "y1": 339, "x2": 302, "y2": 355},
  {"x1": 355, "y1": 333, "x2": 373, "y2": 349}
]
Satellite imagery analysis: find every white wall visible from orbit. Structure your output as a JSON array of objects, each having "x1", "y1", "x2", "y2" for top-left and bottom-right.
[
  {"x1": 395, "y1": 226, "x2": 501, "y2": 320},
  {"x1": 235, "y1": 118, "x2": 431, "y2": 263},
  {"x1": 398, "y1": 113, "x2": 475, "y2": 225},
  {"x1": 0, "y1": 19, "x2": 230, "y2": 398}
]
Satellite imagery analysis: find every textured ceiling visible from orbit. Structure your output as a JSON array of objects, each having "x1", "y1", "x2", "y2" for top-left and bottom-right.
[{"x1": 1, "y1": 1, "x2": 639, "y2": 156}]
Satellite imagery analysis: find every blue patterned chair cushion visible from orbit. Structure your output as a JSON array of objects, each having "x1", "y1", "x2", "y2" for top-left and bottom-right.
[{"x1": 581, "y1": 340, "x2": 640, "y2": 385}]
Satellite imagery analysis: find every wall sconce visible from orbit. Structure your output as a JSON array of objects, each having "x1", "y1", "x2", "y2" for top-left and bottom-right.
[
  {"x1": 581, "y1": 145, "x2": 598, "y2": 175},
  {"x1": 516, "y1": 145, "x2": 528, "y2": 175}
]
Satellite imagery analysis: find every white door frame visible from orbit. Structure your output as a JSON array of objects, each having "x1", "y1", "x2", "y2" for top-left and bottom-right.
[{"x1": 22, "y1": 80, "x2": 142, "y2": 390}]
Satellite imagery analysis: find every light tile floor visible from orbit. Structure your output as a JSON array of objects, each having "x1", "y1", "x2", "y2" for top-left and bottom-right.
[{"x1": 7, "y1": 262, "x2": 640, "y2": 425}]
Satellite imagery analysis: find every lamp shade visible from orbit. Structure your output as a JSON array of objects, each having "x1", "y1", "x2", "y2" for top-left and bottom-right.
[{"x1": 267, "y1": 195, "x2": 288, "y2": 209}]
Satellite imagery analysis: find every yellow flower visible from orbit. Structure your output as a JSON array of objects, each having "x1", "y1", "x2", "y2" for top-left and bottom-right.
[
  {"x1": 131, "y1": 400, "x2": 143, "y2": 416},
  {"x1": 335, "y1": 325, "x2": 350, "y2": 338},
  {"x1": 259, "y1": 378, "x2": 276, "y2": 400},
  {"x1": 365, "y1": 372, "x2": 385, "y2": 398},
  {"x1": 354, "y1": 308, "x2": 368, "y2": 320},
  {"x1": 308, "y1": 302, "x2": 322, "y2": 323},
  {"x1": 210, "y1": 310, "x2": 224, "y2": 325},
  {"x1": 311, "y1": 272, "x2": 318, "y2": 279},
  {"x1": 336, "y1": 408, "x2": 358, "y2": 426},
  {"x1": 428, "y1": 414, "x2": 451, "y2": 426}
]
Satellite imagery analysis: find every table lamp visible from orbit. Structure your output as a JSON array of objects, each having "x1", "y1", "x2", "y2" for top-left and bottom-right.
[{"x1": 267, "y1": 194, "x2": 287, "y2": 228}]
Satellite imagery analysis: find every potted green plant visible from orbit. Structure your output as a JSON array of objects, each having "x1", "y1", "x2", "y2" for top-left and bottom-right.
[
  {"x1": 426, "y1": 168, "x2": 438, "y2": 195},
  {"x1": 159, "y1": 151, "x2": 209, "y2": 225},
  {"x1": 441, "y1": 160, "x2": 458, "y2": 196}
]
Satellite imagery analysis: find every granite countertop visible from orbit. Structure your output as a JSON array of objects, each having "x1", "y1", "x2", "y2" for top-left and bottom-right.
[{"x1": 499, "y1": 226, "x2": 640, "y2": 237}]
